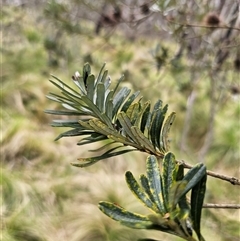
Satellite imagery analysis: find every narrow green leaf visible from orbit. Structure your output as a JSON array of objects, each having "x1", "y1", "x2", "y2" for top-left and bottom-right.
[
  {"x1": 156, "y1": 105, "x2": 168, "y2": 150},
  {"x1": 105, "y1": 90, "x2": 114, "y2": 120},
  {"x1": 125, "y1": 171, "x2": 159, "y2": 213},
  {"x1": 106, "y1": 101, "x2": 113, "y2": 121},
  {"x1": 162, "y1": 152, "x2": 177, "y2": 208},
  {"x1": 54, "y1": 129, "x2": 93, "y2": 141},
  {"x1": 77, "y1": 134, "x2": 107, "y2": 146},
  {"x1": 176, "y1": 163, "x2": 184, "y2": 181},
  {"x1": 72, "y1": 147, "x2": 135, "y2": 167},
  {"x1": 95, "y1": 63, "x2": 106, "y2": 86},
  {"x1": 86, "y1": 74, "x2": 95, "y2": 101},
  {"x1": 169, "y1": 181, "x2": 187, "y2": 210},
  {"x1": 126, "y1": 102, "x2": 141, "y2": 125},
  {"x1": 96, "y1": 83, "x2": 105, "y2": 112},
  {"x1": 146, "y1": 155, "x2": 167, "y2": 215},
  {"x1": 50, "y1": 120, "x2": 82, "y2": 128},
  {"x1": 83, "y1": 62, "x2": 91, "y2": 86},
  {"x1": 134, "y1": 101, "x2": 151, "y2": 131},
  {"x1": 170, "y1": 164, "x2": 206, "y2": 211},
  {"x1": 47, "y1": 92, "x2": 76, "y2": 105},
  {"x1": 144, "y1": 110, "x2": 152, "y2": 138},
  {"x1": 88, "y1": 140, "x2": 116, "y2": 152},
  {"x1": 149, "y1": 100, "x2": 162, "y2": 147},
  {"x1": 112, "y1": 75, "x2": 124, "y2": 95},
  {"x1": 118, "y1": 112, "x2": 140, "y2": 145},
  {"x1": 78, "y1": 119, "x2": 92, "y2": 130},
  {"x1": 88, "y1": 119, "x2": 139, "y2": 148},
  {"x1": 130, "y1": 126, "x2": 157, "y2": 154},
  {"x1": 150, "y1": 109, "x2": 162, "y2": 149},
  {"x1": 107, "y1": 135, "x2": 139, "y2": 148},
  {"x1": 112, "y1": 87, "x2": 131, "y2": 118},
  {"x1": 153, "y1": 100, "x2": 162, "y2": 111},
  {"x1": 73, "y1": 76, "x2": 87, "y2": 95},
  {"x1": 139, "y1": 174, "x2": 156, "y2": 204},
  {"x1": 46, "y1": 93, "x2": 70, "y2": 104},
  {"x1": 104, "y1": 76, "x2": 111, "y2": 90},
  {"x1": 49, "y1": 77, "x2": 82, "y2": 99},
  {"x1": 121, "y1": 91, "x2": 141, "y2": 113},
  {"x1": 161, "y1": 112, "x2": 176, "y2": 152},
  {"x1": 181, "y1": 163, "x2": 206, "y2": 198},
  {"x1": 177, "y1": 164, "x2": 190, "y2": 213},
  {"x1": 191, "y1": 174, "x2": 207, "y2": 241},
  {"x1": 100, "y1": 69, "x2": 108, "y2": 83},
  {"x1": 88, "y1": 119, "x2": 123, "y2": 140},
  {"x1": 98, "y1": 201, "x2": 154, "y2": 229},
  {"x1": 45, "y1": 109, "x2": 85, "y2": 116},
  {"x1": 81, "y1": 96, "x2": 112, "y2": 127}
]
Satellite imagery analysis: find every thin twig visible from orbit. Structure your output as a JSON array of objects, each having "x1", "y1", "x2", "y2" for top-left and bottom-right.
[
  {"x1": 166, "y1": 20, "x2": 240, "y2": 32},
  {"x1": 180, "y1": 160, "x2": 240, "y2": 186},
  {"x1": 202, "y1": 203, "x2": 240, "y2": 209}
]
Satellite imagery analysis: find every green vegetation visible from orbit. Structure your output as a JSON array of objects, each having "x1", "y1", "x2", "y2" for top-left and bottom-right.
[{"x1": 2, "y1": 2, "x2": 239, "y2": 241}]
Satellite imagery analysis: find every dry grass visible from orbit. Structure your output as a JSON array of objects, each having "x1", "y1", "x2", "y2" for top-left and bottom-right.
[{"x1": 2, "y1": 3, "x2": 240, "y2": 241}]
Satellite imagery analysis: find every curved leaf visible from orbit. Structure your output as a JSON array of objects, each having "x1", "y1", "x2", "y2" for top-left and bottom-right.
[
  {"x1": 77, "y1": 133, "x2": 107, "y2": 146},
  {"x1": 130, "y1": 126, "x2": 157, "y2": 154},
  {"x1": 139, "y1": 174, "x2": 156, "y2": 204},
  {"x1": 72, "y1": 146, "x2": 136, "y2": 167},
  {"x1": 181, "y1": 163, "x2": 206, "y2": 198},
  {"x1": 45, "y1": 109, "x2": 85, "y2": 116},
  {"x1": 169, "y1": 181, "x2": 187, "y2": 210},
  {"x1": 82, "y1": 62, "x2": 91, "y2": 86},
  {"x1": 118, "y1": 112, "x2": 140, "y2": 145},
  {"x1": 54, "y1": 128, "x2": 93, "y2": 141},
  {"x1": 149, "y1": 100, "x2": 162, "y2": 149},
  {"x1": 98, "y1": 201, "x2": 154, "y2": 229},
  {"x1": 86, "y1": 74, "x2": 95, "y2": 100},
  {"x1": 134, "y1": 101, "x2": 151, "y2": 132},
  {"x1": 50, "y1": 119, "x2": 83, "y2": 128},
  {"x1": 161, "y1": 112, "x2": 176, "y2": 152},
  {"x1": 105, "y1": 90, "x2": 114, "y2": 120},
  {"x1": 126, "y1": 102, "x2": 141, "y2": 124},
  {"x1": 121, "y1": 91, "x2": 141, "y2": 113},
  {"x1": 112, "y1": 87, "x2": 131, "y2": 118},
  {"x1": 96, "y1": 83, "x2": 105, "y2": 112},
  {"x1": 112, "y1": 75, "x2": 124, "y2": 95},
  {"x1": 162, "y1": 152, "x2": 177, "y2": 208},
  {"x1": 146, "y1": 156, "x2": 167, "y2": 215},
  {"x1": 191, "y1": 173, "x2": 207, "y2": 241},
  {"x1": 95, "y1": 63, "x2": 106, "y2": 86},
  {"x1": 125, "y1": 171, "x2": 159, "y2": 213}
]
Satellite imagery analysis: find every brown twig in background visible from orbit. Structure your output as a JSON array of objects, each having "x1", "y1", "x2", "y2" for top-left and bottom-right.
[
  {"x1": 180, "y1": 160, "x2": 240, "y2": 186},
  {"x1": 166, "y1": 19, "x2": 240, "y2": 32},
  {"x1": 202, "y1": 203, "x2": 240, "y2": 209}
]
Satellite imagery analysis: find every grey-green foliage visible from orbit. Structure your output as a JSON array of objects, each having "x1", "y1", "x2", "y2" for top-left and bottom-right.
[
  {"x1": 45, "y1": 63, "x2": 176, "y2": 167},
  {"x1": 46, "y1": 63, "x2": 207, "y2": 241},
  {"x1": 99, "y1": 153, "x2": 207, "y2": 241}
]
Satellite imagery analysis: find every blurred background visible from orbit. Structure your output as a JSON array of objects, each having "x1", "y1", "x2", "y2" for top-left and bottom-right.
[{"x1": 1, "y1": 0, "x2": 240, "y2": 240}]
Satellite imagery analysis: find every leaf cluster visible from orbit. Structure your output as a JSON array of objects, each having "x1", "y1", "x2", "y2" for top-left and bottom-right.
[
  {"x1": 99, "y1": 153, "x2": 206, "y2": 241},
  {"x1": 46, "y1": 63, "x2": 207, "y2": 241},
  {"x1": 46, "y1": 63, "x2": 175, "y2": 167}
]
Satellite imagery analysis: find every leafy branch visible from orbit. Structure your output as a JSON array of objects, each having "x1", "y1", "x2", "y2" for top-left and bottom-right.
[
  {"x1": 46, "y1": 63, "x2": 239, "y2": 241},
  {"x1": 46, "y1": 63, "x2": 175, "y2": 167},
  {"x1": 99, "y1": 153, "x2": 207, "y2": 241},
  {"x1": 45, "y1": 63, "x2": 239, "y2": 185}
]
